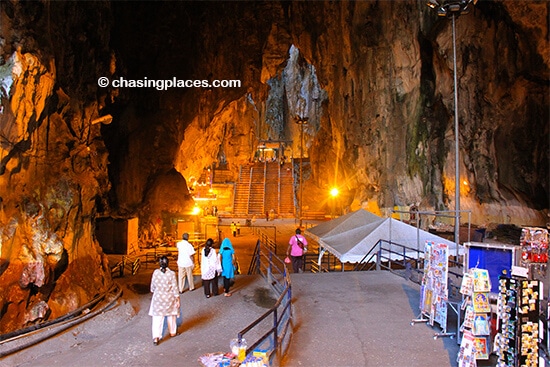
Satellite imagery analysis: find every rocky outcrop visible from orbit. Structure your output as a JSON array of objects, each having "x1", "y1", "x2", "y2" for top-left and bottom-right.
[{"x1": 0, "y1": 2, "x2": 114, "y2": 333}]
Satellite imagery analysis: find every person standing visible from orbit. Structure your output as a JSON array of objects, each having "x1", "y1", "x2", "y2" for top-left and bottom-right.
[
  {"x1": 176, "y1": 233, "x2": 195, "y2": 293},
  {"x1": 219, "y1": 238, "x2": 236, "y2": 297},
  {"x1": 201, "y1": 238, "x2": 220, "y2": 298},
  {"x1": 149, "y1": 256, "x2": 180, "y2": 345},
  {"x1": 286, "y1": 228, "x2": 308, "y2": 273},
  {"x1": 231, "y1": 222, "x2": 237, "y2": 237}
]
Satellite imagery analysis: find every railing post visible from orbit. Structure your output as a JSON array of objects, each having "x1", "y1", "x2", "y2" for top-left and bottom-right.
[
  {"x1": 273, "y1": 308, "x2": 279, "y2": 351},
  {"x1": 376, "y1": 246, "x2": 381, "y2": 271},
  {"x1": 267, "y1": 251, "x2": 273, "y2": 285}
]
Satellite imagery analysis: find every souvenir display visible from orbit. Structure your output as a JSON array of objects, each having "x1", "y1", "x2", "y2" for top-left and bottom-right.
[
  {"x1": 494, "y1": 276, "x2": 542, "y2": 367},
  {"x1": 459, "y1": 268, "x2": 492, "y2": 363},
  {"x1": 520, "y1": 227, "x2": 548, "y2": 264},
  {"x1": 419, "y1": 242, "x2": 449, "y2": 329}
]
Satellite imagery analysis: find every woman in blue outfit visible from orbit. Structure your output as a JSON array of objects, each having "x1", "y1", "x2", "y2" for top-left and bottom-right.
[{"x1": 218, "y1": 238, "x2": 236, "y2": 297}]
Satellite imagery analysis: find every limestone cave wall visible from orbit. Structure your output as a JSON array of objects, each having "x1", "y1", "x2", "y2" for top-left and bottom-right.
[
  {"x1": 0, "y1": 1, "x2": 114, "y2": 333},
  {"x1": 287, "y1": 1, "x2": 549, "y2": 224}
]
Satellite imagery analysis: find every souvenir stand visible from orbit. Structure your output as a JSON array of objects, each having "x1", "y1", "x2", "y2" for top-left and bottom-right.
[
  {"x1": 492, "y1": 227, "x2": 549, "y2": 367},
  {"x1": 412, "y1": 241, "x2": 458, "y2": 338},
  {"x1": 458, "y1": 268, "x2": 492, "y2": 366}
]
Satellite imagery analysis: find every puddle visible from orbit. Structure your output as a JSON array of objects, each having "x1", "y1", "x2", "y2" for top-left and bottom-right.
[{"x1": 251, "y1": 287, "x2": 277, "y2": 309}]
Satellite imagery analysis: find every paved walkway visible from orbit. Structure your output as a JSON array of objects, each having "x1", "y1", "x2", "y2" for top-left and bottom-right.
[{"x1": 2, "y1": 218, "x2": 469, "y2": 367}]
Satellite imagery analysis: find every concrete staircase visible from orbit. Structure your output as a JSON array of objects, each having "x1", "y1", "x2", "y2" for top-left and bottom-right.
[
  {"x1": 233, "y1": 162, "x2": 295, "y2": 218},
  {"x1": 278, "y1": 163, "x2": 295, "y2": 217}
]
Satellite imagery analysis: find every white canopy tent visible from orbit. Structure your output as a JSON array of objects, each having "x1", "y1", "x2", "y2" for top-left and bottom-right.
[{"x1": 306, "y1": 209, "x2": 461, "y2": 264}]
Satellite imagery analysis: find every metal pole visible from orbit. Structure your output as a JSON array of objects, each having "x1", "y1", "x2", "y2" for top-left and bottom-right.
[
  {"x1": 299, "y1": 123, "x2": 304, "y2": 228},
  {"x1": 452, "y1": 14, "x2": 460, "y2": 248}
]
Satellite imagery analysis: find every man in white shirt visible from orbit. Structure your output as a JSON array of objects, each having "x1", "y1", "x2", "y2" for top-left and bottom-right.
[{"x1": 176, "y1": 233, "x2": 196, "y2": 293}]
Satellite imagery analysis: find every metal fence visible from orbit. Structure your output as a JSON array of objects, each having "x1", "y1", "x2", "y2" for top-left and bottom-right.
[{"x1": 236, "y1": 239, "x2": 293, "y2": 365}]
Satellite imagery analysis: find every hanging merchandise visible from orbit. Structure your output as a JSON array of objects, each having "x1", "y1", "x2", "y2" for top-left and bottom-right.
[
  {"x1": 520, "y1": 227, "x2": 549, "y2": 283},
  {"x1": 458, "y1": 330, "x2": 478, "y2": 367},
  {"x1": 494, "y1": 276, "x2": 543, "y2": 367},
  {"x1": 458, "y1": 268, "x2": 492, "y2": 365},
  {"x1": 520, "y1": 227, "x2": 549, "y2": 264}
]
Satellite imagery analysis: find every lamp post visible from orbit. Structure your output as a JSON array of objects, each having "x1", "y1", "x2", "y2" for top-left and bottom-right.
[
  {"x1": 295, "y1": 116, "x2": 309, "y2": 228},
  {"x1": 426, "y1": 0, "x2": 475, "y2": 247}
]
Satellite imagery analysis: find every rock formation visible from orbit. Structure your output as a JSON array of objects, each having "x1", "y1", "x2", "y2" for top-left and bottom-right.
[
  {"x1": 0, "y1": 1, "x2": 114, "y2": 333},
  {"x1": 0, "y1": 0, "x2": 547, "y2": 333}
]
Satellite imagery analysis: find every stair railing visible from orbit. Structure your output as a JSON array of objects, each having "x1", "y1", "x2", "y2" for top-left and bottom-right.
[
  {"x1": 247, "y1": 167, "x2": 253, "y2": 214},
  {"x1": 262, "y1": 161, "x2": 267, "y2": 213},
  {"x1": 277, "y1": 162, "x2": 282, "y2": 215}
]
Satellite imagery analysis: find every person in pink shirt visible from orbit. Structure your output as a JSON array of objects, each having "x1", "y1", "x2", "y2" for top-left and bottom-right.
[{"x1": 286, "y1": 228, "x2": 308, "y2": 273}]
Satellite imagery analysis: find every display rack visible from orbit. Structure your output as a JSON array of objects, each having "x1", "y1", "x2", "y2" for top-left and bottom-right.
[
  {"x1": 412, "y1": 241, "x2": 457, "y2": 339},
  {"x1": 457, "y1": 268, "x2": 492, "y2": 366},
  {"x1": 494, "y1": 276, "x2": 543, "y2": 367}
]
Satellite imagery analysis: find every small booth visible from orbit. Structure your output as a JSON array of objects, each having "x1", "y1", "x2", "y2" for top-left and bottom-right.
[{"x1": 95, "y1": 217, "x2": 139, "y2": 255}]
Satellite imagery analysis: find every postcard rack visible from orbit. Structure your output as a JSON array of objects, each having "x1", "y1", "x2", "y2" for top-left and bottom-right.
[
  {"x1": 457, "y1": 268, "x2": 493, "y2": 366},
  {"x1": 412, "y1": 242, "x2": 457, "y2": 339}
]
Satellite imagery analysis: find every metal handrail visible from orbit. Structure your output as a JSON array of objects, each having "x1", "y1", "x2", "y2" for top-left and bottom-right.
[
  {"x1": 236, "y1": 240, "x2": 293, "y2": 365},
  {"x1": 248, "y1": 240, "x2": 261, "y2": 275}
]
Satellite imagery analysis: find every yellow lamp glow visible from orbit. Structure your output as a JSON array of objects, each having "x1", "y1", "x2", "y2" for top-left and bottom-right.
[
  {"x1": 330, "y1": 187, "x2": 339, "y2": 197},
  {"x1": 192, "y1": 206, "x2": 201, "y2": 215}
]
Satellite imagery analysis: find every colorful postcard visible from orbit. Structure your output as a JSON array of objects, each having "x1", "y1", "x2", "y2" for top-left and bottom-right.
[
  {"x1": 462, "y1": 305, "x2": 474, "y2": 330},
  {"x1": 458, "y1": 330, "x2": 477, "y2": 367},
  {"x1": 472, "y1": 292, "x2": 491, "y2": 313},
  {"x1": 460, "y1": 272, "x2": 474, "y2": 296},
  {"x1": 474, "y1": 336, "x2": 489, "y2": 359},
  {"x1": 473, "y1": 269, "x2": 491, "y2": 292},
  {"x1": 472, "y1": 314, "x2": 490, "y2": 336}
]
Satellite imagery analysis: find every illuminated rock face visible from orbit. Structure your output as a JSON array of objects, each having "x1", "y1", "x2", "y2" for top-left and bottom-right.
[
  {"x1": 0, "y1": 1, "x2": 548, "y2": 333},
  {"x1": 0, "y1": 2, "x2": 114, "y2": 333}
]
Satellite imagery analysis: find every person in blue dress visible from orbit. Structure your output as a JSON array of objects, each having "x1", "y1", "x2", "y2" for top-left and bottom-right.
[{"x1": 218, "y1": 237, "x2": 236, "y2": 297}]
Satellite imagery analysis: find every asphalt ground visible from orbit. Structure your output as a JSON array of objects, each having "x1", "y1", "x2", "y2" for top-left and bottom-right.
[{"x1": 1, "y1": 218, "x2": 472, "y2": 367}]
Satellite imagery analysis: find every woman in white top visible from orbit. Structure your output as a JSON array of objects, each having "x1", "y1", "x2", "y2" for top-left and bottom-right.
[{"x1": 200, "y1": 238, "x2": 220, "y2": 298}]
